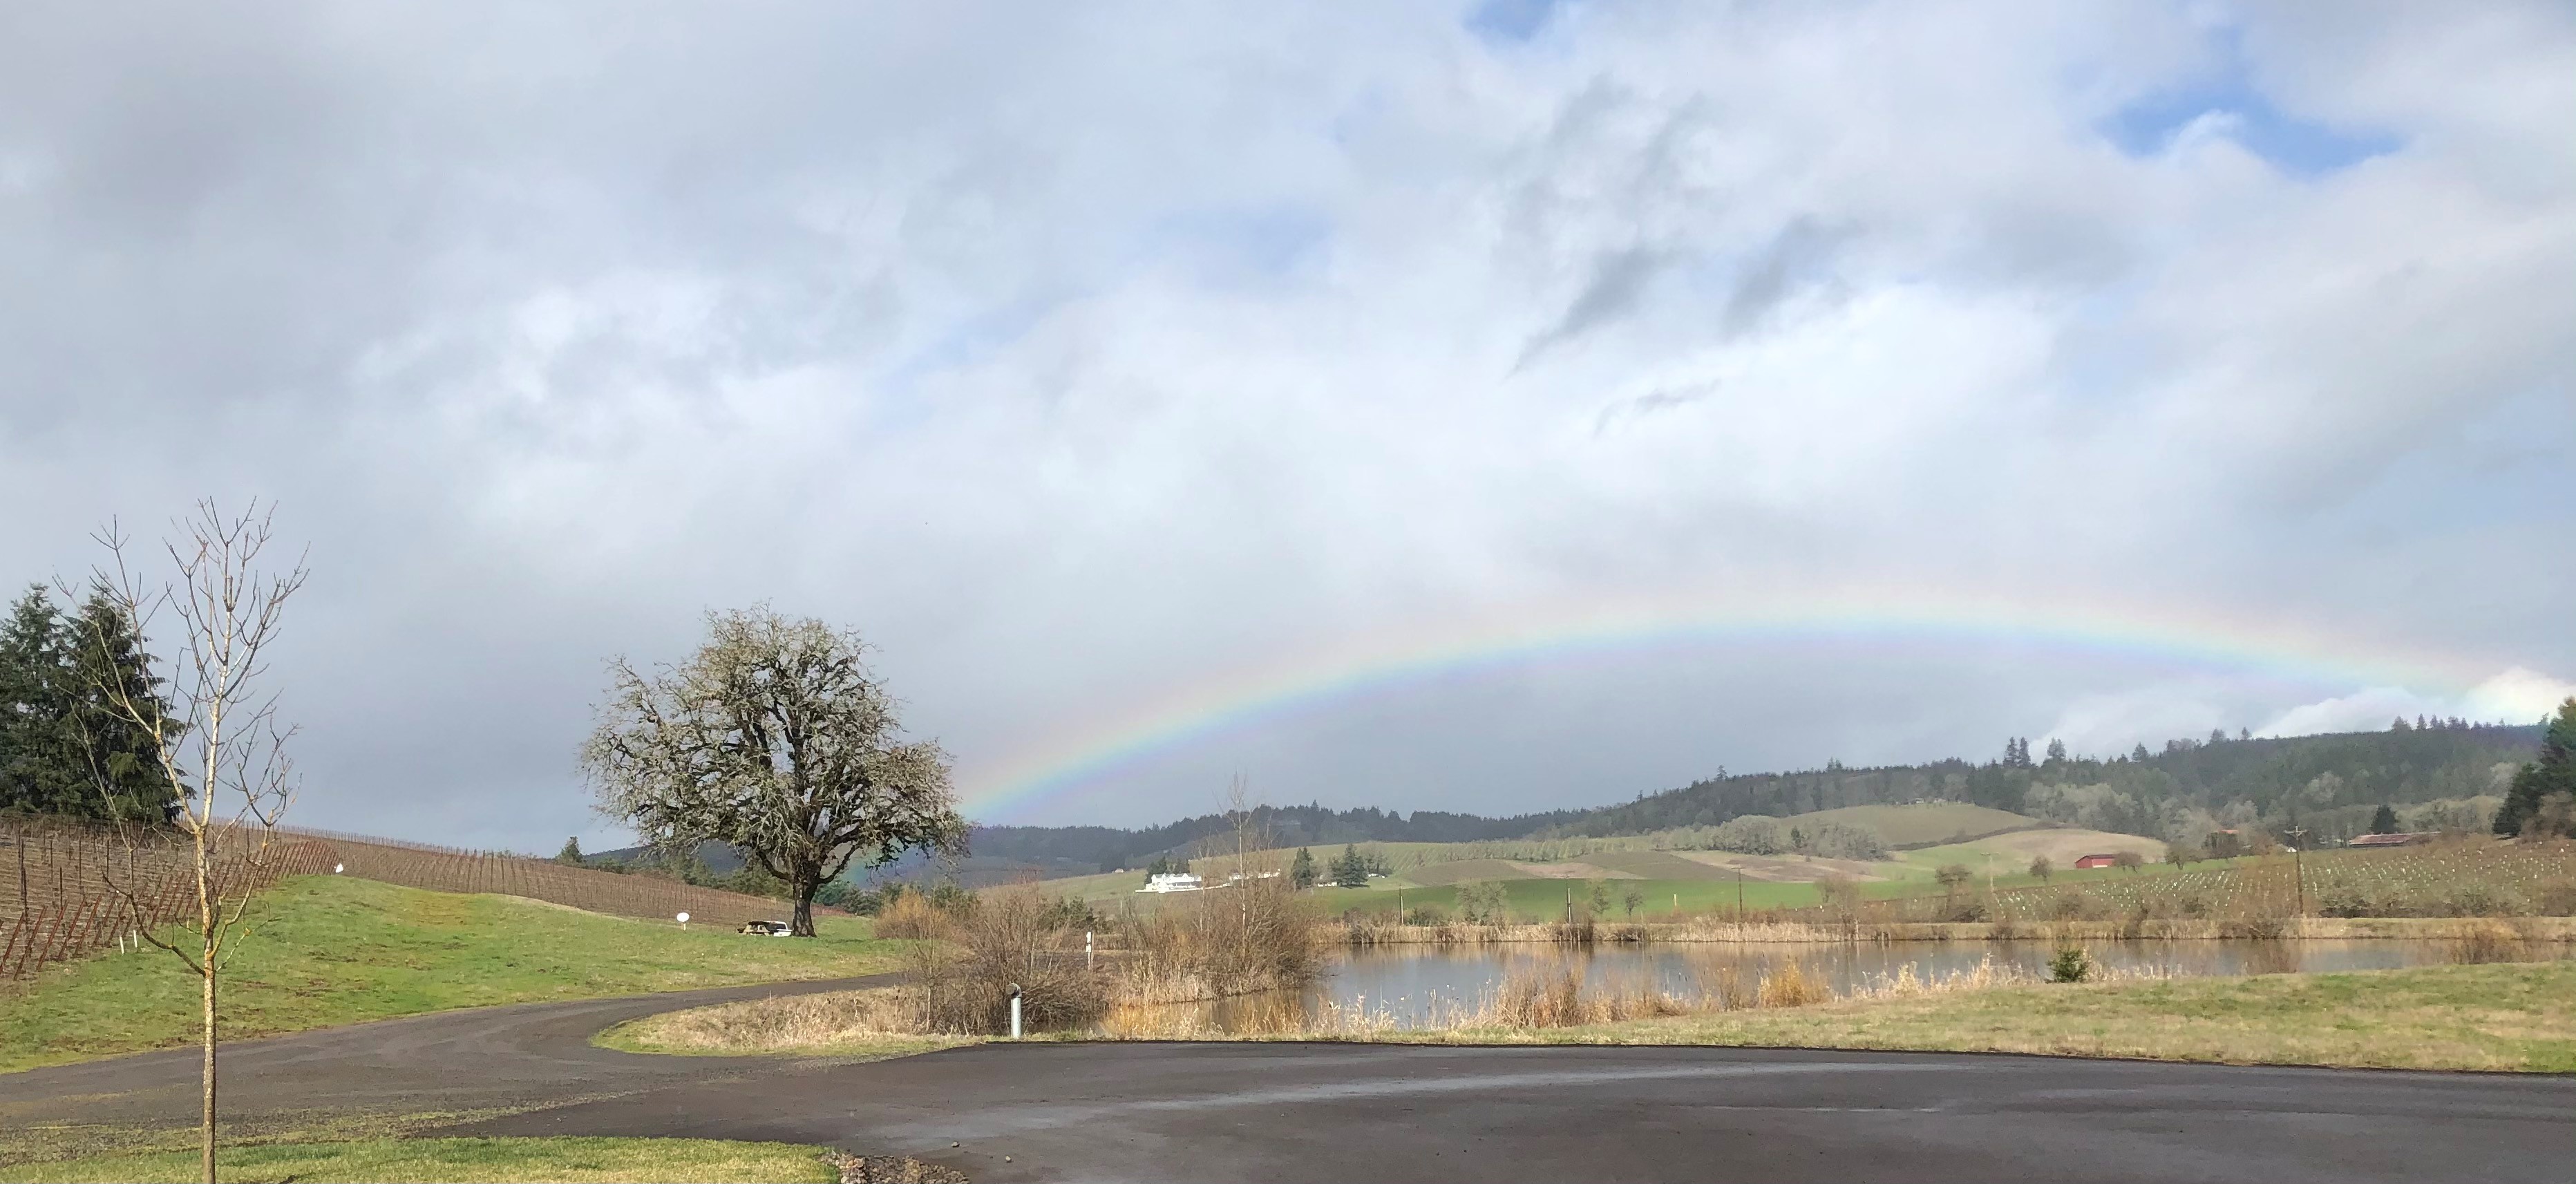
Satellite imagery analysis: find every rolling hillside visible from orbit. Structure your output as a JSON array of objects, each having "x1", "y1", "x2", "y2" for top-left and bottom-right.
[
  {"x1": 957, "y1": 723, "x2": 2544, "y2": 885},
  {"x1": 1023, "y1": 801, "x2": 2152, "y2": 909}
]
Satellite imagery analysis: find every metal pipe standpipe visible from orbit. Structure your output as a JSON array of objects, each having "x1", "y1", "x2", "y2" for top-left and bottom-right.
[{"x1": 1008, "y1": 983, "x2": 1023, "y2": 1039}]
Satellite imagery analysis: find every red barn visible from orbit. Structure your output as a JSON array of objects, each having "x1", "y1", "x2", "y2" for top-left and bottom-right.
[{"x1": 2073, "y1": 854, "x2": 2119, "y2": 870}]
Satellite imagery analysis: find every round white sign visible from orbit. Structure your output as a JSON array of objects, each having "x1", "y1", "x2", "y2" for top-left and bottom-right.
[{"x1": 676, "y1": 912, "x2": 690, "y2": 924}]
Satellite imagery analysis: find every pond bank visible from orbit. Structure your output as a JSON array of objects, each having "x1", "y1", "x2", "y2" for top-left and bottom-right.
[
  {"x1": 1336, "y1": 915, "x2": 2576, "y2": 945},
  {"x1": 602, "y1": 959, "x2": 2576, "y2": 1074}
]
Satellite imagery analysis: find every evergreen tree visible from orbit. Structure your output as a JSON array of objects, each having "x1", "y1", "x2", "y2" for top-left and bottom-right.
[
  {"x1": 2044, "y1": 737, "x2": 2067, "y2": 764},
  {"x1": 0, "y1": 585, "x2": 71, "y2": 814},
  {"x1": 59, "y1": 588, "x2": 182, "y2": 822},
  {"x1": 557, "y1": 836, "x2": 585, "y2": 865},
  {"x1": 2368, "y1": 804, "x2": 2398, "y2": 834},
  {"x1": 2494, "y1": 699, "x2": 2576, "y2": 838},
  {"x1": 1331, "y1": 843, "x2": 1369, "y2": 888},
  {"x1": 2130, "y1": 743, "x2": 2151, "y2": 762},
  {"x1": 1288, "y1": 846, "x2": 1316, "y2": 890}
]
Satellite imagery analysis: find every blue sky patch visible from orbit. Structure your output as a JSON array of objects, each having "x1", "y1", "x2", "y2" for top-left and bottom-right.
[
  {"x1": 2102, "y1": 33, "x2": 2400, "y2": 176},
  {"x1": 1467, "y1": 0, "x2": 1562, "y2": 44}
]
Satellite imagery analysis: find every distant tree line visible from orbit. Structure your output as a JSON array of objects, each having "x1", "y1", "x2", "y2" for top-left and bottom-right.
[
  {"x1": 970, "y1": 800, "x2": 1587, "y2": 875},
  {"x1": 0, "y1": 583, "x2": 180, "y2": 822},
  {"x1": 973, "y1": 720, "x2": 2555, "y2": 865},
  {"x1": 1537, "y1": 720, "x2": 2548, "y2": 847}
]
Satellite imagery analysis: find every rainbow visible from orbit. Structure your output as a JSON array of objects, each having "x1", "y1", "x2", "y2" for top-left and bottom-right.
[{"x1": 958, "y1": 587, "x2": 2501, "y2": 823}]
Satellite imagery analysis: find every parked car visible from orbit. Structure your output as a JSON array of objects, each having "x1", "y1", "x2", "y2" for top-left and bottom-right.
[{"x1": 738, "y1": 920, "x2": 793, "y2": 937}]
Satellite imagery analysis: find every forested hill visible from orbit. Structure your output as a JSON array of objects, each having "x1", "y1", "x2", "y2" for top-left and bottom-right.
[
  {"x1": 969, "y1": 720, "x2": 2547, "y2": 873},
  {"x1": 1537, "y1": 720, "x2": 2544, "y2": 845},
  {"x1": 967, "y1": 802, "x2": 1589, "y2": 876}
]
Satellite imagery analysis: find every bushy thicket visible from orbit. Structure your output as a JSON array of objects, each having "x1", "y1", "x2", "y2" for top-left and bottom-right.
[{"x1": 1701, "y1": 815, "x2": 1888, "y2": 861}]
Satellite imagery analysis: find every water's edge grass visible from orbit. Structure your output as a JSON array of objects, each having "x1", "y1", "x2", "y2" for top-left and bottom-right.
[{"x1": 600, "y1": 959, "x2": 2576, "y2": 1075}]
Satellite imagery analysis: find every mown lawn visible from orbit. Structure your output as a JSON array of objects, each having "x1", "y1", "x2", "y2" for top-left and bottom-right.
[
  {"x1": 0, "y1": 1137, "x2": 835, "y2": 1183},
  {"x1": 1414, "y1": 958, "x2": 2576, "y2": 1072},
  {"x1": 0, "y1": 875, "x2": 907, "y2": 1073}
]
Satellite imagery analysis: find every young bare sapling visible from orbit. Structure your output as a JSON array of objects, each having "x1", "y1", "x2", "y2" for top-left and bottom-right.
[{"x1": 66, "y1": 500, "x2": 307, "y2": 1184}]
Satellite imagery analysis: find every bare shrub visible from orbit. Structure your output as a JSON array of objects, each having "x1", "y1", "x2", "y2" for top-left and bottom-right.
[
  {"x1": 1114, "y1": 874, "x2": 1317, "y2": 1005},
  {"x1": 2448, "y1": 922, "x2": 2530, "y2": 965},
  {"x1": 2537, "y1": 878, "x2": 2576, "y2": 917},
  {"x1": 2442, "y1": 885, "x2": 2527, "y2": 918},
  {"x1": 910, "y1": 884, "x2": 1106, "y2": 1033}
]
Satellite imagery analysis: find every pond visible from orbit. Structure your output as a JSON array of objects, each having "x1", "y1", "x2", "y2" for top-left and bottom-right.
[{"x1": 1143, "y1": 938, "x2": 2519, "y2": 1034}]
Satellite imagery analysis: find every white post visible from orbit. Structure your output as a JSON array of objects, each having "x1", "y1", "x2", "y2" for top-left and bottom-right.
[
  {"x1": 1086, "y1": 930, "x2": 1095, "y2": 970},
  {"x1": 1009, "y1": 986, "x2": 1023, "y2": 1039}
]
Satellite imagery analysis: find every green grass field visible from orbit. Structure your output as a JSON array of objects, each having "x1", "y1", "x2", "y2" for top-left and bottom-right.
[
  {"x1": 1023, "y1": 804, "x2": 2179, "y2": 911},
  {"x1": 1767, "y1": 802, "x2": 2036, "y2": 847},
  {"x1": 0, "y1": 875, "x2": 907, "y2": 1073},
  {"x1": 0, "y1": 1137, "x2": 837, "y2": 1183}
]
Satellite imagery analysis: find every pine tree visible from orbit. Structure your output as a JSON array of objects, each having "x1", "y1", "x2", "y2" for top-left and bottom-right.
[
  {"x1": 2369, "y1": 804, "x2": 2398, "y2": 834},
  {"x1": 2494, "y1": 698, "x2": 2576, "y2": 838},
  {"x1": 1331, "y1": 843, "x2": 1368, "y2": 888},
  {"x1": 1288, "y1": 846, "x2": 1316, "y2": 890},
  {"x1": 557, "y1": 836, "x2": 585, "y2": 865},
  {"x1": 0, "y1": 585, "x2": 70, "y2": 814},
  {"x1": 59, "y1": 588, "x2": 182, "y2": 822},
  {"x1": 2044, "y1": 737, "x2": 2067, "y2": 764}
]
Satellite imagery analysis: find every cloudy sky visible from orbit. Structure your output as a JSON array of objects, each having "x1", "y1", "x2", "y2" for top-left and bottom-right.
[{"x1": 3, "y1": 1, "x2": 2570, "y2": 849}]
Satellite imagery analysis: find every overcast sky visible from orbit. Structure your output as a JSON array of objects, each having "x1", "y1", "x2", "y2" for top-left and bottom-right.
[{"x1": 3, "y1": 1, "x2": 2570, "y2": 849}]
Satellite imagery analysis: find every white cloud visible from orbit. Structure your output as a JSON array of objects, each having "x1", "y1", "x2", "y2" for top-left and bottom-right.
[
  {"x1": 0, "y1": 2, "x2": 2568, "y2": 839},
  {"x1": 2254, "y1": 667, "x2": 2575, "y2": 738},
  {"x1": 2462, "y1": 667, "x2": 2576, "y2": 724},
  {"x1": 2045, "y1": 685, "x2": 2231, "y2": 760},
  {"x1": 2253, "y1": 687, "x2": 2446, "y2": 740}
]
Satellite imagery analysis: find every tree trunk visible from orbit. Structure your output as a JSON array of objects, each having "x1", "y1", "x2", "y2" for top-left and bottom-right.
[
  {"x1": 197, "y1": 829, "x2": 216, "y2": 1184},
  {"x1": 789, "y1": 874, "x2": 817, "y2": 937}
]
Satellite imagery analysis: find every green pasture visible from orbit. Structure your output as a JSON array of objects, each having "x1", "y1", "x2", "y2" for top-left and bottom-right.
[{"x1": 0, "y1": 875, "x2": 907, "y2": 1073}]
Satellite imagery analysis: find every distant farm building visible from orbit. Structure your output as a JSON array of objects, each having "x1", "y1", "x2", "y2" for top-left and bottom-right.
[
  {"x1": 2346, "y1": 832, "x2": 2430, "y2": 848},
  {"x1": 2072, "y1": 854, "x2": 2119, "y2": 870},
  {"x1": 1139, "y1": 872, "x2": 1205, "y2": 893}
]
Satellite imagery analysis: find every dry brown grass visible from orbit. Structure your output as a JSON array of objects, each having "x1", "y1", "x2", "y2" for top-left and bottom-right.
[
  {"x1": 600, "y1": 986, "x2": 976, "y2": 1058},
  {"x1": 869, "y1": 894, "x2": 951, "y2": 941}
]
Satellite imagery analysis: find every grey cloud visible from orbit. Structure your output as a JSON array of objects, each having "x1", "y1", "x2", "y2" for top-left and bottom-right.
[{"x1": 0, "y1": 1, "x2": 2567, "y2": 844}]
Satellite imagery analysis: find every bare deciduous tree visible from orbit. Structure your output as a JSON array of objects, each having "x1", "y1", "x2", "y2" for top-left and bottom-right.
[
  {"x1": 68, "y1": 500, "x2": 306, "y2": 1184},
  {"x1": 583, "y1": 606, "x2": 966, "y2": 936}
]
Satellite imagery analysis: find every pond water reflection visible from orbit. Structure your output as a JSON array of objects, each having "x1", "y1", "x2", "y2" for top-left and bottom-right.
[{"x1": 1143, "y1": 939, "x2": 2496, "y2": 1034}]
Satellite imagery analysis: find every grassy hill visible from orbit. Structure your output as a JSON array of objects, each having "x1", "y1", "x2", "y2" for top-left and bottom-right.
[
  {"x1": 1022, "y1": 801, "x2": 2174, "y2": 919},
  {"x1": 951, "y1": 724, "x2": 2543, "y2": 885},
  {"x1": 1766, "y1": 803, "x2": 2036, "y2": 848},
  {"x1": 0, "y1": 875, "x2": 907, "y2": 1074}
]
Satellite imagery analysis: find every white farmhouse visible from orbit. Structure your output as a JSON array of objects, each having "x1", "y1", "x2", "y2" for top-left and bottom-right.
[{"x1": 1139, "y1": 872, "x2": 1205, "y2": 893}]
